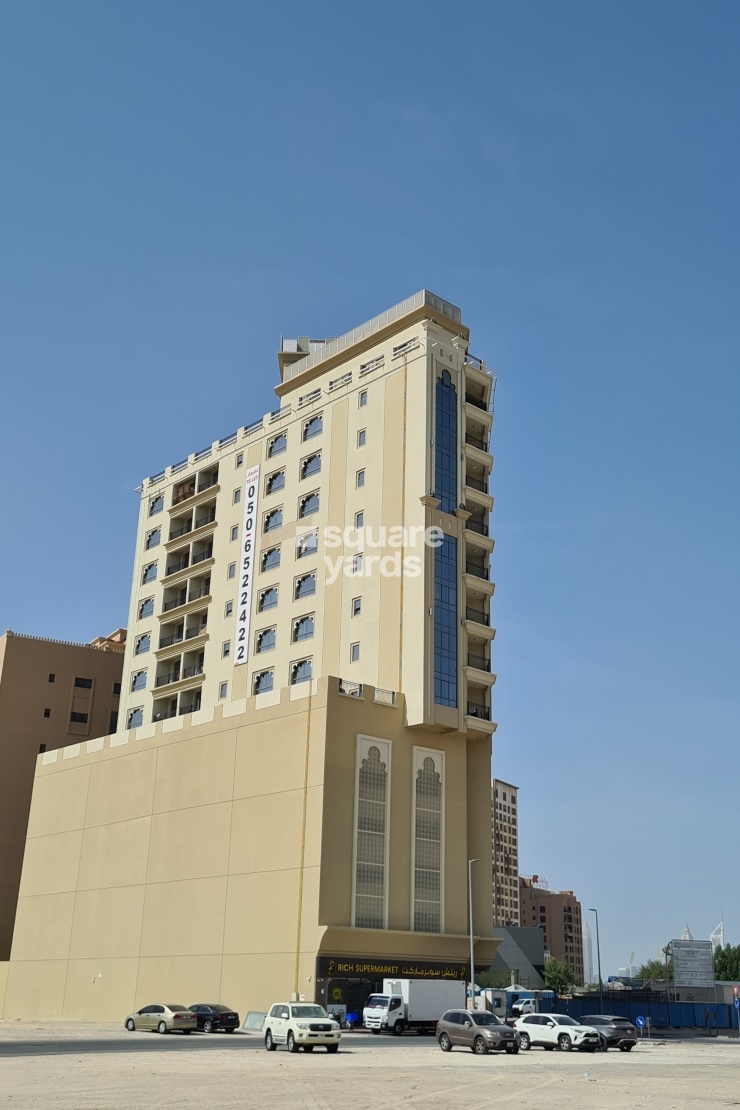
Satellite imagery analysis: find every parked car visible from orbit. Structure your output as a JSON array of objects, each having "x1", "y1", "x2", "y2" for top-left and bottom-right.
[
  {"x1": 514, "y1": 1013, "x2": 600, "y2": 1052},
  {"x1": 124, "y1": 1003, "x2": 197, "y2": 1034},
  {"x1": 437, "y1": 1009, "x2": 521, "y2": 1055},
  {"x1": 263, "y1": 1002, "x2": 341, "y2": 1053},
  {"x1": 578, "y1": 1014, "x2": 638, "y2": 1051},
  {"x1": 189, "y1": 1003, "x2": 240, "y2": 1033}
]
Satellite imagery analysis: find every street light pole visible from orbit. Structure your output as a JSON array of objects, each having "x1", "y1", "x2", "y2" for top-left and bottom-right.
[
  {"x1": 468, "y1": 859, "x2": 479, "y2": 1011},
  {"x1": 589, "y1": 908, "x2": 603, "y2": 1014}
]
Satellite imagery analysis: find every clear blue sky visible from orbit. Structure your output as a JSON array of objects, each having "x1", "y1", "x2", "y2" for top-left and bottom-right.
[{"x1": 1, "y1": 0, "x2": 738, "y2": 978}]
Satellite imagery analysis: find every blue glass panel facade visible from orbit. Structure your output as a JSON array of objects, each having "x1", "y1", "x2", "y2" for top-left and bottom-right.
[
  {"x1": 434, "y1": 534, "x2": 458, "y2": 707},
  {"x1": 435, "y1": 370, "x2": 457, "y2": 514}
]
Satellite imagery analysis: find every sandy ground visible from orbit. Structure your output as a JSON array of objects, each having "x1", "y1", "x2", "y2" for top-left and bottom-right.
[{"x1": 1, "y1": 1022, "x2": 739, "y2": 1110}]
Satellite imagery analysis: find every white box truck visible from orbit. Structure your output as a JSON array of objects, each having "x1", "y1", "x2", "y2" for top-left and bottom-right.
[{"x1": 362, "y1": 978, "x2": 467, "y2": 1035}]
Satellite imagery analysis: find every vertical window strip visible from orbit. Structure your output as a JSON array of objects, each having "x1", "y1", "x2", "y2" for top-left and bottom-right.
[
  {"x1": 435, "y1": 370, "x2": 458, "y2": 514},
  {"x1": 354, "y1": 741, "x2": 389, "y2": 929},
  {"x1": 433, "y1": 534, "x2": 458, "y2": 707},
  {"x1": 413, "y1": 753, "x2": 443, "y2": 933}
]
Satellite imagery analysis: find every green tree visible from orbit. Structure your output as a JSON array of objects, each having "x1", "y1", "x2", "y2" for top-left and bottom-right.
[
  {"x1": 636, "y1": 958, "x2": 672, "y2": 981},
  {"x1": 475, "y1": 968, "x2": 514, "y2": 990},
  {"x1": 543, "y1": 957, "x2": 576, "y2": 995},
  {"x1": 714, "y1": 944, "x2": 740, "y2": 982}
]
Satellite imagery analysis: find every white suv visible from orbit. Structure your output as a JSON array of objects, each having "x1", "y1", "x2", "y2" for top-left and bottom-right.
[
  {"x1": 514, "y1": 1014, "x2": 600, "y2": 1052},
  {"x1": 263, "y1": 1003, "x2": 341, "y2": 1053}
]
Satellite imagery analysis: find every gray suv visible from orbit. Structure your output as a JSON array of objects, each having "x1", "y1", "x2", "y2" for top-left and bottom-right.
[
  {"x1": 578, "y1": 1015, "x2": 637, "y2": 1051},
  {"x1": 437, "y1": 1009, "x2": 520, "y2": 1055}
]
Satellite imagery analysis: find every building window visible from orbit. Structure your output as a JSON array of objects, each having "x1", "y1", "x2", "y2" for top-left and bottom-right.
[
  {"x1": 48, "y1": 673, "x2": 55, "y2": 683},
  {"x1": 113, "y1": 682, "x2": 122, "y2": 695},
  {"x1": 233, "y1": 488, "x2": 241, "y2": 504},
  {"x1": 109, "y1": 710, "x2": 118, "y2": 732},
  {"x1": 357, "y1": 429, "x2": 366, "y2": 447},
  {"x1": 290, "y1": 658, "x2": 312, "y2": 685},
  {"x1": 135, "y1": 633, "x2": 151, "y2": 656},
  {"x1": 264, "y1": 508, "x2": 283, "y2": 532},
  {"x1": 149, "y1": 494, "x2": 164, "y2": 516},
  {"x1": 256, "y1": 627, "x2": 276, "y2": 653},
  {"x1": 435, "y1": 369, "x2": 458, "y2": 514},
  {"x1": 350, "y1": 642, "x2": 360, "y2": 662},
  {"x1": 235, "y1": 452, "x2": 244, "y2": 468},
  {"x1": 225, "y1": 562, "x2": 235, "y2": 581},
  {"x1": 354, "y1": 739, "x2": 389, "y2": 929},
  {"x1": 262, "y1": 547, "x2": 281, "y2": 571},
  {"x1": 354, "y1": 511, "x2": 364, "y2": 530},
  {"x1": 142, "y1": 563, "x2": 157, "y2": 584},
  {"x1": 303, "y1": 414, "x2": 323, "y2": 441},
  {"x1": 296, "y1": 530, "x2": 318, "y2": 559},
  {"x1": 74, "y1": 677, "x2": 93, "y2": 689},
  {"x1": 131, "y1": 671, "x2": 147, "y2": 692},
  {"x1": 70, "y1": 711, "x2": 89, "y2": 724},
  {"x1": 139, "y1": 597, "x2": 154, "y2": 619},
  {"x1": 225, "y1": 601, "x2": 233, "y2": 617},
  {"x1": 259, "y1": 586, "x2": 278, "y2": 611},
  {"x1": 145, "y1": 528, "x2": 161, "y2": 550},
  {"x1": 301, "y1": 453, "x2": 321, "y2": 479},
  {"x1": 254, "y1": 670, "x2": 273, "y2": 694},
  {"x1": 43, "y1": 708, "x2": 51, "y2": 718},
  {"x1": 222, "y1": 641, "x2": 231, "y2": 658},
  {"x1": 299, "y1": 492, "x2": 319, "y2": 518},
  {"x1": 219, "y1": 682, "x2": 228, "y2": 700},
  {"x1": 359, "y1": 390, "x2": 368, "y2": 407},
  {"x1": 268, "y1": 433, "x2": 287, "y2": 457},
  {"x1": 127, "y1": 708, "x2": 144, "y2": 729},
  {"x1": 352, "y1": 553, "x2": 363, "y2": 574},
  {"x1": 293, "y1": 615, "x2": 314, "y2": 642},
  {"x1": 352, "y1": 597, "x2": 362, "y2": 617},
  {"x1": 295, "y1": 573, "x2": 316, "y2": 599},
  {"x1": 267, "y1": 469, "x2": 285, "y2": 494},
  {"x1": 356, "y1": 469, "x2": 365, "y2": 488},
  {"x1": 413, "y1": 751, "x2": 443, "y2": 933},
  {"x1": 230, "y1": 525, "x2": 239, "y2": 541},
  {"x1": 433, "y1": 534, "x2": 457, "y2": 707}
]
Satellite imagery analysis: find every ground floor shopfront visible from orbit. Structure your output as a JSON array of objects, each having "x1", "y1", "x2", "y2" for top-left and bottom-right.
[{"x1": 1, "y1": 678, "x2": 497, "y2": 1021}]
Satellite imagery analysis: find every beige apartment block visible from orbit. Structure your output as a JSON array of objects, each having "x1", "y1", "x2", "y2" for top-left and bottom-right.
[
  {"x1": 519, "y1": 876, "x2": 585, "y2": 985},
  {"x1": 1, "y1": 291, "x2": 499, "y2": 1020},
  {"x1": 0, "y1": 630, "x2": 125, "y2": 960},
  {"x1": 1, "y1": 678, "x2": 497, "y2": 1021},
  {"x1": 492, "y1": 779, "x2": 520, "y2": 926}
]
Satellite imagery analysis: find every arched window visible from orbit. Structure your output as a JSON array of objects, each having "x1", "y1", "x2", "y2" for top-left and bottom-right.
[
  {"x1": 435, "y1": 369, "x2": 457, "y2": 514},
  {"x1": 299, "y1": 492, "x2": 320, "y2": 518},
  {"x1": 264, "y1": 508, "x2": 283, "y2": 533},
  {"x1": 293, "y1": 615, "x2": 314, "y2": 642},
  {"x1": 256, "y1": 628, "x2": 276, "y2": 653},
  {"x1": 303, "y1": 414, "x2": 323, "y2": 441},
  {"x1": 413, "y1": 752, "x2": 443, "y2": 933},
  {"x1": 354, "y1": 742, "x2": 389, "y2": 929}
]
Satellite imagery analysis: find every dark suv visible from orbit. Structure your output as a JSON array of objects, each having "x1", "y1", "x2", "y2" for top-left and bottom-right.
[
  {"x1": 578, "y1": 1015, "x2": 637, "y2": 1051},
  {"x1": 437, "y1": 1009, "x2": 520, "y2": 1055},
  {"x1": 189, "y1": 1004, "x2": 240, "y2": 1033}
]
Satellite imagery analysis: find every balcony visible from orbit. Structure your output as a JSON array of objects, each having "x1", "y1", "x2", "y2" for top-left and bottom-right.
[
  {"x1": 466, "y1": 561, "x2": 489, "y2": 580},
  {"x1": 163, "y1": 593, "x2": 187, "y2": 613},
  {"x1": 467, "y1": 653, "x2": 491, "y2": 671},
  {"x1": 169, "y1": 521, "x2": 193, "y2": 541},
  {"x1": 194, "y1": 508, "x2": 216, "y2": 531},
  {"x1": 465, "y1": 475, "x2": 488, "y2": 494},
  {"x1": 465, "y1": 393, "x2": 487, "y2": 412},
  {"x1": 465, "y1": 517, "x2": 489, "y2": 537},
  {"x1": 465, "y1": 606, "x2": 489, "y2": 626},
  {"x1": 165, "y1": 556, "x2": 190, "y2": 577},
  {"x1": 191, "y1": 545, "x2": 213, "y2": 566},
  {"x1": 197, "y1": 474, "x2": 218, "y2": 494},
  {"x1": 152, "y1": 708, "x2": 177, "y2": 722},
  {"x1": 155, "y1": 670, "x2": 180, "y2": 688},
  {"x1": 179, "y1": 697, "x2": 202, "y2": 716},
  {"x1": 159, "y1": 632, "x2": 184, "y2": 649}
]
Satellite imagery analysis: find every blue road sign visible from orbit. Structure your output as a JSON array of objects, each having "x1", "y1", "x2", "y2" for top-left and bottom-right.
[
  {"x1": 734, "y1": 998, "x2": 739, "y2": 1011},
  {"x1": 635, "y1": 1016, "x2": 646, "y2": 1028}
]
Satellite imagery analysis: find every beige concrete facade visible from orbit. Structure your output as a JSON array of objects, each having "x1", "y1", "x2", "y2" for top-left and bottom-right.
[
  {"x1": 2, "y1": 678, "x2": 497, "y2": 1020},
  {"x1": 519, "y1": 876, "x2": 585, "y2": 985},
  {"x1": 492, "y1": 779, "x2": 520, "y2": 926},
  {"x1": 2, "y1": 291, "x2": 500, "y2": 1021},
  {"x1": 0, "y1": 631, "x2": 124, "y2": 961}
]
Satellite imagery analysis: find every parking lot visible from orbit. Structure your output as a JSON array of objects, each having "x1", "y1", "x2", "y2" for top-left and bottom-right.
[{"x1": 1, "y1": 1022, "x2": 738, "y2": 1109}]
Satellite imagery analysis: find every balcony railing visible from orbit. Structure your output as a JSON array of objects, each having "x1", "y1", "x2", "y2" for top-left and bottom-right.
[
  {"x1": 155, "y1": 671, "x2": 179, "y2": 688},
  {"x1": 465, "y1": 561, "x2": 489, "y2": 580},
  {"x1": 192, "y1": 546, "x2": 213, "y2": 565},
  {"x1": 159, "y1": 633, "x2": 184, "y2": 648},
  {"x1": 165, "y1": 557, "x2": 189, "y2": 577},
  {"x1": 152, "y1": 708, "x2": 177, "y2": 722},
  {"x1": 465, "y1": 393, "x2": 487, "y2": 411},
  {"x1": 467, "y1": 653, "x2": 491, "y2": 671},
  {"x1": 196, "y1": 475, "x2": 218, "y2": 493},
  {"x1": 181, "y1": 663, "x2": 204, "y2": 680},
  {"x1": 467, "y1": 701, "x2": 491, "y2": 721},
  {"x1": 179, "y1": 700, "x2": 201, "y2": 715},
  {"x1": 194, "y1": 509, "x2": 216, "y2": 530},
  {"x1": 169, "y1": 522, "x2": 193, "y2": 540},
  {"x1": 186, "y1": 624, "x2": 207, "y2": 639},
  {"x1": 465, "y1": 433, "x2": 488, "y2": 452},
  {"x1": 163, "y1": 594, "x2": 187, "y2": 612},
  {"x1": 187, "y1": 586, "x2": 210, "y2": 603},
  {"x1": 465, "y1": 518, "x2": 489, "y2": 537},
  {"x1": 466, "y1": 607, "x2": 490, "y2": 626},
  {"x1": 465, "y1": 475, "x2": 488, "y2": 494}
]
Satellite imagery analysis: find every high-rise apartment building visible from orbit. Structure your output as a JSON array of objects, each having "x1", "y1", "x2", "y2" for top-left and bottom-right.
[
  {"x1": 492, "y1": 779, "x2": 520, "y2": 926},
  {"x1": 0, "y1": 630, "x2": 125, "y2": 959},
  {"x1": 3, "y1": 291, "x2": 500, "y2": 1022},
  {"x1": 519, "y1": 875, "x2": 585, "y2": 985}
]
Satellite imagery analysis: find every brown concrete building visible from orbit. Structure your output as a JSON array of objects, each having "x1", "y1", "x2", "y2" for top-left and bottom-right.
[
  {"x1": 0, "y1": 291, "x2": 499, "y2": 1021},
  {"x1": 0, "y1": 630, "x2": 125, "y2": 959},
  {"x1": 519, "y1": 876, "x2": 584, "y2": 985},
  {"x1": 492, "y1": 779, "x2": 519, "y2": 926}
]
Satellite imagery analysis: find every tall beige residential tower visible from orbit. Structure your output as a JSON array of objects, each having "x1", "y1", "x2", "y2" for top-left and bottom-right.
[
  {"x1": 2, "y1": 292, "x2": 500, "y2": 1021},
  {"x1": 492, "y1": 779, "x2": 520, "y2": 926}
]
